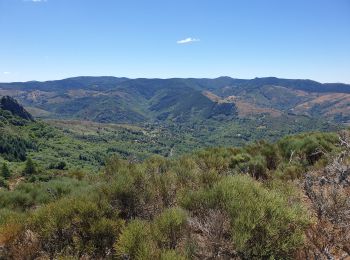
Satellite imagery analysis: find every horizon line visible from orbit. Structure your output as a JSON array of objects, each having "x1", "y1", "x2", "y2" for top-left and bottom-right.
[{"x1": 1, "y1": 75, "x2": 349, "y2": 85}]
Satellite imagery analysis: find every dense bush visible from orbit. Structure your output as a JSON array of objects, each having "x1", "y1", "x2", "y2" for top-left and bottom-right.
[
  {"x1": 29, "y1": 196, "x2": 123, "y2": 258},
  {"x1": 114, "y1": 219, "x2": 154, "y2": 259},
  {"x1": 278, "y1": 132, "x2": 338, "y2": 165},
  {"x1": 152, "y1": 207, "x2": 187, "y2": 249},
  {"x1": 48, "y1": 161, "x2": 67, "y2": 170},
  {"x1": 181, "y1": 175, "x2": 310, "y2": 259},
  {"x1": 0, "y1": 177, "x2": 89, "y2": 211}
]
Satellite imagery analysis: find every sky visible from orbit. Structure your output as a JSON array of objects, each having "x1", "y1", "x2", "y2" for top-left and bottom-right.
[{"x1": 0, "y1": 0, "x2": 349, "y2": 83}]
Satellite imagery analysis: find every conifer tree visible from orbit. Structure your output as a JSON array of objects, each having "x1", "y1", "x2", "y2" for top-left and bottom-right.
[
  {"x1": 1, "y1": 162, "x2": 10, "y2": 179},
  {"x1": 23, "y1": 158, "x2": 36, "y2": 176}
]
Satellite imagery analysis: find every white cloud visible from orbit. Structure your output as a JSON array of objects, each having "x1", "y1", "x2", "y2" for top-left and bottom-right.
[
  {"x1": 176, "y1": 37, "x2": 200, "y2": 44},
  {"x1": 24, "y1": 0, "x2": 47, "y2": 2},
  {"x1": 3, "y1": 72, "x2": 11, "y2": 75}
]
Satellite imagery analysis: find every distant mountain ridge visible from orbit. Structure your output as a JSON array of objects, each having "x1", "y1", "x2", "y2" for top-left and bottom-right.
[
  {"x1": 1, "y1": 76, "x2": 349, "y2": 92},
  {"x1": 0, "y1": 76, "x2": 349, "y2": 124}
]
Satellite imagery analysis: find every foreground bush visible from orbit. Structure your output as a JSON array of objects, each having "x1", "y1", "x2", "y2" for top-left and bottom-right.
[
  {"x1": 182, "y1": 175, "x2": 310, "y2": 259},
  {"x1": 2, "y1": 196, "x2": 124, "y2": 259},
  {"x1": 153, "y1": 207, "x2": 187, "y2": 249},
  {"x1": 114, "y1": 219, "x2": 154, "y2": 259}
]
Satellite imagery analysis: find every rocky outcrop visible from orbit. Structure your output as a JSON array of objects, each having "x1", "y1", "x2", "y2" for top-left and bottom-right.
[{"x1": 0, "y1": 96, "x2": 34, "y2": 121}]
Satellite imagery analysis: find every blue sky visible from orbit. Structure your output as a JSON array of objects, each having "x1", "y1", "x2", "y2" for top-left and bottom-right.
[{"x1": 0, "y1": 0, "x2": 349, "y2": 83}]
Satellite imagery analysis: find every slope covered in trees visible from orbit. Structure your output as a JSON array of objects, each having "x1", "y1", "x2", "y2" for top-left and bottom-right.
[
  {"x1": 0, "y1": 96, "x2": 339, "y2": 177},
  {"x1": 1, "y1": 76, "x2": 350, "y2": 124},
  {"x1": 0, "y1": 97, "x2": 36, "y2": 162}
]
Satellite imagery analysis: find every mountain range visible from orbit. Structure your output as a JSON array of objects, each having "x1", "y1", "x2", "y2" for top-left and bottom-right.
[{"x1": 0, "y1": 76, "x2": 349, "y2": 125}]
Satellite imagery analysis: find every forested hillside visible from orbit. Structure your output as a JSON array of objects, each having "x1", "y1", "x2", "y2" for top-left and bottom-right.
[
  {"x1": 0, "y1": 95, "x2": 339, "y2": 174},
  {"x1": 2, "y1": 76, "x2": 348, "y2": 156},
  {"x1": 1, "y1": 77, "x2": 350, "y2": 124}
]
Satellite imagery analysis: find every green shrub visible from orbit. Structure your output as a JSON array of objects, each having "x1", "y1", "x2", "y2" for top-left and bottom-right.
[
  {"x1": 172, "y1": 157, "x2": 199, "y2": 186},
  {"x1": 0, "y1": 132, "x2": 32, "y2": 161},
  {"x1": 0, "y1": 211, "x2": 26, "y2": 256},
  {"x1": 0, "y1": 177, "x2": 8, "y2": 189},
  {"x1": 107, "y1": 172, "x2": 148, "y2": 219},
  {"x1": 182, "y1": 175, "x2": 310, "y2": 259},
  {"x1": 1, "y1": 163, "x2": 10, "y2": 179},
  {"x1": 104, "y1": 155, "x2": 128, "y2": 177},
  {"x1": 48, "y1": 161, "x2": 67, "y2": 170},
  {"x1": 104, "y1": 157, "x2": 157, "y2": 219},
  {"x1": 260, "y1": 142, "x2": 279, "y2": 170},
  {"x1": 275, "y1": 163, "x2": 304, "y2": 180},
  {"x1": 114, "y1": 219, "x2": 155, "y2": 260},
  {"x1": 153, "y1": 207, "x2": 187, "y2": 249},
  {"x1": 30, "y1": 196, "x2": 123, "y2": 258},
  {"x1": 0, "y1": 178, "x2": 89, "y2": 211},
  {"x1": 194, "y1": 148, "x2": 233, "y2": 172},
  {"x1": 246, "y1": 155, "x2": 268, "y2": 179},
  {"x1": 145, "y1": 155, "x2": 170, "y2": 175},
  {"x1": 278, "y1": 133, "x2": 338, "y2": 165},
  {"x1": 215, "y1": 175, "x2": 309, "y2": 259},
  {"x1": 229, "y1": 152, "x2": 251, "y2": 168},
  {"x1": 23, "y1": 158, "x2": 37, "y2": 176},
  {"x1": 160, "y1": 249, "x2": 187, "y2": 260}
]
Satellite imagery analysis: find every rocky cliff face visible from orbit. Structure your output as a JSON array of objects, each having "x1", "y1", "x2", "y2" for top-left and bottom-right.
[{"x1": 0, "y1": 96, "x2": 34, "y2": 121}]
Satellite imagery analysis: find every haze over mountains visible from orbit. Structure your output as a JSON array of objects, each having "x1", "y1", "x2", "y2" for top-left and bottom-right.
[{"x1": 0, "y1": 76, "x2": 349, "y2": 125}]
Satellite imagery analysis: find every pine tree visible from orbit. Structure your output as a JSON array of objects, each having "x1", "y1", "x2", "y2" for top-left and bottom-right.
[
  {"x1": 1, "y1": 163, "x2": 10, "y2": 179},
  {"x1": 23, "y1": 158, "x2": 36, "y2": 176}
]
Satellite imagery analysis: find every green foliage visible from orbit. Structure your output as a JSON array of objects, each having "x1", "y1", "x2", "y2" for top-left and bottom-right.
[
  {"x1": 23, "y1": 158, "x2": 37, "y2": 176},
  {"x1": 160, "y1": 250, "x2": 187, "y2": 260},
  {"x1": 0, "y1": 177, "x2": 8, "y2": 189},
  {"x1": 181, "y1": 175, "x2": 310, "y2": 259},
  {"x1": 0, "y1": 100, "x2": 340, "y2": 173},
  {"x1": 1, "y1": 163, "x2": 10, "y2": 179},
  {"x1": 153, "y1": 207, "x2": 187, "y2": 249},
  {"x1": 48, "y1": 161, "x2": 67, "y2": 170},
  {"x1": 278, "y1": 132, "x2": 338, "y2": 165},
  {"x1": 105, "y1": 162, "x2": 154, "y2": 219},
  {"x1": 246, "y1": 155, "x2": 268, "y2": 179},
  {"x1": 114, "y1": 219, "x2": 154, "y2": 260},
  {"x1": 29, "y1": 196, "x2": 123, "y2": 258},
  {"x1": 217, "y1": 176, "x2": 309, "y2": 259},
  {"x1": 0, "y1": 102, "x2": 36, "y2": 162},
  {"x1": 275, "y1": 162, "x2": 304, "y2": 180},
  {"x1": 0, "y1": 177, "x2": 88, "y2": 211},
  {"x1": 0, "y1": 132, "x2": 32, "y2": 161}
]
